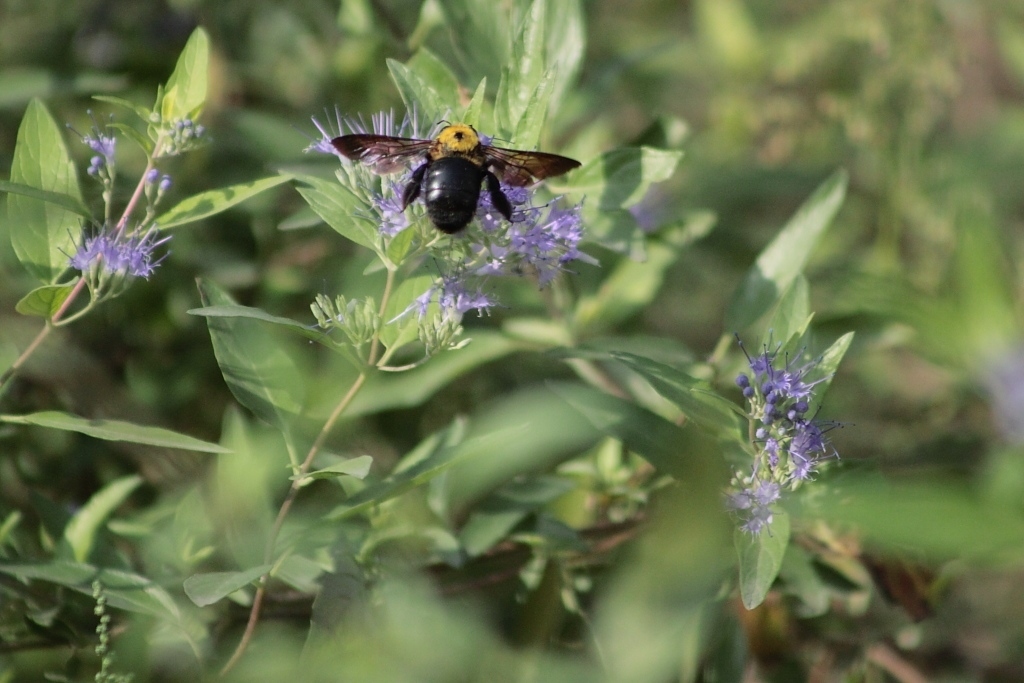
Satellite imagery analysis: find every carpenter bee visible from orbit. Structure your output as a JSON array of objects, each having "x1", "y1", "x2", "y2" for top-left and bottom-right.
[{"x1": 331, "y1": 123, "x2": 580, "y2": 234}]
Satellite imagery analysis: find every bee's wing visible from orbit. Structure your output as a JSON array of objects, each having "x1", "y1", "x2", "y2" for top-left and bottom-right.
[
  {"x1": 483, "y1": 146, "x2": 581, "y2": 187},
  {"x1": 331, "y1": 134, "x2": 432, "y2": 174}
]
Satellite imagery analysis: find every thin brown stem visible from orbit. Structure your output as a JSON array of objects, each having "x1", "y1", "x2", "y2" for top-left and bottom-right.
[{"x1": 220, "y1": 268, "x2": 398, "y2": 674}]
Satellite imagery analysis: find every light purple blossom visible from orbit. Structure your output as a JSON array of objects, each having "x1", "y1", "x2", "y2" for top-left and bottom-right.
[
  {"x1": 70, "y1": 224, "x2": 171, "y2": 279},
  {"x1": 729, "y1": 337, "x2": 843, "y2": 534}
]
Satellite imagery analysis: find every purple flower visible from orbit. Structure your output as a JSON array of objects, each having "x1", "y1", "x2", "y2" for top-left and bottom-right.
[
  {"x1": 371, "y1": 181, "x2": 411, "y2": 237},
  {"x1": 305, "y1": 107, "x2": 429, "y2": 159},
  {"x1": 728, "y1": 480, "x2": 781, "y2": 535},
  {"x1": 728, "y1": 337, "x2": 845, "y2": 534},
  {"x1": 405, "y1": 274, "x2": 496, "y2": 322},
  {"x1": 70, "y1": 224, "x2": 171, "y2": 279}
]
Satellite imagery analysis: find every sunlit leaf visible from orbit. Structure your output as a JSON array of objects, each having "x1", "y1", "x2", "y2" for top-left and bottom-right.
[
  {"x1": 7, "y1": 98, "x2": 85, "y2": 283},
  {"x1": 155, "y1": 176, "x2": 291, "y2": 229}
]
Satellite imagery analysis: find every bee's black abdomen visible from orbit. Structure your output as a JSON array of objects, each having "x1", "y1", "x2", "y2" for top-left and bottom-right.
[{"x1": 423, "y1": 157, "x2": 486, "y2": 234}]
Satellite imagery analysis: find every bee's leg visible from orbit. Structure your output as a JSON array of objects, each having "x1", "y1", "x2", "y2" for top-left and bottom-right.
[
  {"x1": 485, "y1": 171, "x2": 513, "y2": 222},
  {"x1": 401, "y1": 163, "x2": 427, "y2": 210}
]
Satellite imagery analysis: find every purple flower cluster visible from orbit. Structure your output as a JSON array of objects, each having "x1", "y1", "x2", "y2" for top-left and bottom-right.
[
  {"x1": 70, "y1": 116, "x2": 117, "y2": 178},
  {"x1": 308, "y1": 109, "x2": 592, "y2": 323},
  {"x1": 728, "y1": 340, "x2": 840, "y2": 535},
  {"x1": 69, "y1": 224, "x2": 171, "y2": 280}
]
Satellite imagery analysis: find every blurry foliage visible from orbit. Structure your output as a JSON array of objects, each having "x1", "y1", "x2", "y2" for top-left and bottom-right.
[{"x1": 0, "y1": 0, "x2": 1024, "y2": 682}]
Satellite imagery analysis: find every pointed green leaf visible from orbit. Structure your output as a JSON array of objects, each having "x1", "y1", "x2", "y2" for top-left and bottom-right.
[
  {"x1": 0, "y1": 562, "x2": 182, "y2": 618},
  {"x1": 64, "y1": 475, "x2": 142, "y2": 562},
  {"x1": 726, "y1": 170, "x2": 847, "y2": 331},
  {"x1": 387, "y1": 59, "x2": 449, "y2": 126},
  {"x1": 188, "y1": 304, "x2": 336, "y2": 346},
  {"x1": 197, "y1": 280, "x2": 307, "y2": 434},
  {"x1": 183, "y1": 565, "x2": 273, "y2": 607},
  {"x1": 7, "y1": 98, "x2": 85, "y2": 282},
  {"x1": 544, "y1": 0, "x2": 584, "y2": 107},
  {"x1": 161, "y1": 27, "x2": 210, "y2": 121},
  {"x1": 0, "y1": 411, "x2": 231, "y2": 452},
  {"x1": 92, "y1": 94, "x2": 152, "y2": 122},
  {"x1": 108, "y1": 122, "x2": 155, "y2": 155},
  {"x1": 0, "y1": 180, "x2": 90, "y2": 218},
  {"x1": 155, "y1": 176, "x2": 291, "y2": 229},
  {"x1": 15, "y1": 283, "x2": 76, "y2": 317},
  {"x1": 568, "y1": 147, "x2": 683, "y2": 210},
  {"x1": 297, "y1": 455, "x2": 374, "y2": 482},
  {"x1": 293, "y1": 174, "x2": 378, "y2": 250},
  {"x1": 461, "y1": 78, "x2": 488, "y2": 128},
  {"x1": 512, "y1": 69, "x2": 555, "y2": 150},
  {"x1": 766, "y1": 276, "x2": 811, "y2": 347},
  {"x1": 559, "y1": 351, "x2": 747, "y2": 439},
  {"x1": 736, "y1": 509, "x2": 790, "y2": 609}
]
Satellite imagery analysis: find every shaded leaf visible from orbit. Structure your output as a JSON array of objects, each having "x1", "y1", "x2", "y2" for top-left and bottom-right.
[
  {"x1": 15, "y1": 283, "x2": 75, "y2": 317},
  {"x1": 736, "y1": 509, "x2": 790, "y2": 609},
  {"x1": 726, "y1": 170, "x2": 847, "y2": 331},
  {"x1": 183, "y1": 565, "x2": 273, "y2": 607},
  {"x1": 64, "y1": 475, "x2": 143, "y2": 563},
  {"x1": 0, "y1": 411, "x2": 230, "y2": 453}
]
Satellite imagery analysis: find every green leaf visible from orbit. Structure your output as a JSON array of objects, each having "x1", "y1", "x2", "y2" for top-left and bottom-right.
[
  {"x1": 544, "y1": 0, "x2": 585, "y2": 107},
  {"x1": 187, "y1": 304, "x2": 340, "y2": 349},
  {"x1": 108, "y1": 122, "x2": 155, "y2": 156},
  {"x1": 64, "y1": 475, "x2": 142, "y2": 563},
  {"x1": 293, "y1": 173, "x2": 378, "y2": 251},
  {"x1": 160, "y1": 27, "x2": 210, "y2": 122},
  {"x1": 812, "y1": 331, "x2": 854, "y2": 401},
  {"x1": 155, "y1": 176, "x2": 291, "y2": 229},
  {"x1": 461, "y1": 78, "x2": 488, "y2": 127},
  {"x1": 0, "y1": 411, "x2": 231, "y2": 453},
  {"x1": 346, "y1": 331, "x2": 520, "y2": 417},
  {"x1": 496, "y1": 0, "x2": 550, "y2": 140},
  {"x1": 0, "y1": 180, "x2": 90, "y2": 218},
  {"x1": 436, "y1": 0, "x2": 509, "y2": 90},
  {"x1": 197, "y1": 280, "x2": 307, "y2": 434},
  {"x1": 765, "y1": 276, "x2": 811, "y2": 347},
  {"x1": 808, "y1": 474, "x2": 1024, "y2": 560},
  {"x1": 7, "y1": 98, "x2": 85, "y2": 282},
  {"x1": 92, "y1": 94, "x2": 152, "y2": 122},
  {"x1": 379, "y1": 274, "x2": 435, "y2": 351},
  {"x1": 15, "y1": 283, "x2": 75, "y2": 317},
  {"x1": 0, "y1": 562, "x2": 183, "y2": 618},
  {"x1": 326, "y1": 422, "x2": 532, "y2": 521},
  {"x1": 779, "y1": 544, "x2": 829, "y2": 617},
  {"x1": 736, "y1": 509, "x2": 790, "y2": 609},
  {"x1": 558, "y1": 350, "x2": 747, "y2": 439},
  {"x1": 512, "y1": 69, "x2": 555, "y2": 150},
  {"x1": 297, "y1": 455, "x2": 374, "y2": 482},
  {"x1": 387, "y1": 58, "x2": 449, "y2": 125},
  {"x1": 548, "y1": 382, "x2": 706, "y2": 479},
  {"x1": 568, "y1": 147, "x2": 683, "y2": 210},
  {"x1": 726, "y1": 170, "x2": 848, "y2": 331},
  {"x1": 574, "y1": 238, "x2": 683, "y2": 333},
  {"x1": 183, "y1": 565, "x2": 273, "y2": 607}
]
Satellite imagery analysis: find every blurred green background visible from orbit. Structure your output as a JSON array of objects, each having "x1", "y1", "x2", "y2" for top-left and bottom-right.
[{"x1": 3, "y1": 0, "x2": 1024, "y2": 681}]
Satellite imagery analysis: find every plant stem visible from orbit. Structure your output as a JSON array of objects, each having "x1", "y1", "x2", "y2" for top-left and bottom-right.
[
  {"x1": 0, "y1": 151, "x2": 158, "y2": 398},
  {"x1": 220, "y1": 269, "x2": 398, "y2": 675}
]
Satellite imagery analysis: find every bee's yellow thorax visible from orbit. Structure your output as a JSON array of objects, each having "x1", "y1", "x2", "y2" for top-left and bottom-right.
[{"x1": 435, "y1": 124, "x2": 480, "y2": 154}]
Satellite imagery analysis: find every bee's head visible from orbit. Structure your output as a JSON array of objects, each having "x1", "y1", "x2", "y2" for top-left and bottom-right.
[{"x1": 436, "y1": 123, "x2": 480, "y2": 153}]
